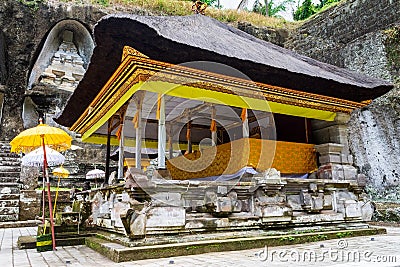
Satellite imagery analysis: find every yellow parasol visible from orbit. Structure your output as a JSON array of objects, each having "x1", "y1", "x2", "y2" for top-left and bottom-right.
[
  {"x1": 10, "y1": 123, "x2": 72, "y2": 153},
  {"x1": 52, "y1": 166, "x2": 70, "y2": 217},
  {"x1": 10, "y1": 120, "x2": 72, "y2": 251}
]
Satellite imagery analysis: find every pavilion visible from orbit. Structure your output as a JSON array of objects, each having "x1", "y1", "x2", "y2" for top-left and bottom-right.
[
  {"x1": 53, "y1": 13, "x2": 395, "y2": 240},
  {"x1": 56, "y1": 14, "x2": 392, "y2": 182}
]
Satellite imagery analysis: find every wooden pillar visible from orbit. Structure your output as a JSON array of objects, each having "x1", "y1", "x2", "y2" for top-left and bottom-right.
[
  {"x1": 187, "y1": 119, "x2": 192, "y2": 154},
  {"x1": 135, "y1": 100, "x2": 142, "y2": 170},
  {"x1": 242, "y1": 109, "x2": 249, "y2": 138},
  {"x1": 158, "y1": 95, "x2": 166, "y2": 169},
  {"x1": 118, "y1": 118, "x2": 125, "y2": 180},
  {"x1": 105, "y1": 118, "x2": 111, "y2": 181},
  {"x1": 168, "y1": 125, "x2": 173, "y2": 159}
]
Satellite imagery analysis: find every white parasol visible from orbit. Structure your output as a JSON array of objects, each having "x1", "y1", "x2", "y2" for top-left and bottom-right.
[
  {"x1": 21, "y1": 146, "x2": 65, "y2": 167},
  {"x1": 86, "y1": 169, "x2": 106, "y2": 179},
  {"x1": 86, "y1": 168, "x2": 105, "y2": 189}
]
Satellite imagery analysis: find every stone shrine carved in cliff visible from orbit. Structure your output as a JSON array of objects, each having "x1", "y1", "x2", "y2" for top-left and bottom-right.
[{"x1": 39, "y1": 31, "x2": 85, "y2": 92}]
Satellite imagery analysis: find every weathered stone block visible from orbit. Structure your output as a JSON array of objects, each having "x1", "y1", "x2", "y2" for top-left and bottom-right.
[
  {"x1": 323, "y1": 194, "x2": 333, "y2": 209},
  {"x1": 262, "y1": 205, "x2": 291, "y2": 217},
  {"x1": 343, "y1": 165, "x2": 357, "y2": 180},
  {"x1": 317, "y1": 163, "x2": 344, "y2": 180},
  {"x1": 152, "y1": 192, "x2": 182, "y2": 207},
  {"x1": 360, "y1": 201, "x2": 374, "y2": 221},
  {"x1": 287, "y1": 195, "x2": 302, "y2": 210},
  {"x1": 216, "y1": 197, "x2": 233, "y2": 213},
  {"x1": 315, "y1": 143, "x2": 344, "y2": 155},
  {"x1": 320, "y1": 154, "x2": 342, "y2": 164},
  {"x1": 344, "y1": 200, "x2": 362, "y2": 218},
  {"x1": 111, "y1": 201, "x2": 130, "y2": 228},
  {"x1": 146, "y1": 207, "x2": 185, "y2": 227}
]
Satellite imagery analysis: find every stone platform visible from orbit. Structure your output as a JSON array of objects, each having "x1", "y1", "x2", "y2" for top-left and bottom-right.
[{"x1": 85, "y1": 225, "x2": 385, "y2": 262}]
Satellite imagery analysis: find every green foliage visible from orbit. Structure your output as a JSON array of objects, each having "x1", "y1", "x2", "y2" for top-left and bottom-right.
[
  {"x1": 253, "y1": 0, "x2": 295, "y2": 18},
  {"x1": 203, "y1": 0, "x2": 217, "y2": 6},
  {"x1": 18, "y1": 0, "x2": 43, "y2": 11},
  {"x1": 94, "y1": 0, "x2": 110, "y2": 6},
  {"x1": 293, "y1": 0, "x2": 315, "y2": 21},
  {"x1": 293, "y1": 0, "x2": 341, "y2": 21},
  {"x1": 279, "y1": 235, "x2": 296, "y2": 241},
  {"x1": 385, "y1": 27, "x2": 400, "y2": 73},
  {"x1": 336, "y1": 231, "x2": 353, "y2": 238}
]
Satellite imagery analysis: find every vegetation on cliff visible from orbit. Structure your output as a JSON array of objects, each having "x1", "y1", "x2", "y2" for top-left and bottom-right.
[
  {"x1": 39, "y1": 0, "x2": 296, "y2": 29},
  {"x1": 294, "y1": 0, "x2": 343, "y2": 21},
  {"x1": 384, "y1": 26, "x2": 400, "y2": 85}
]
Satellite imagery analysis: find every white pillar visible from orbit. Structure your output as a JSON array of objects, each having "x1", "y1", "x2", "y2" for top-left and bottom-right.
[
  {"x1": 135, "y1": 101, "x2": 142, "y2": 170},
  {"x1": 118, "y1": 118, "x2": 125, "y2": 180},
  {"x1": 242, "y1": 109, "x2": 249, "y2": 138},
  {"x1": 158, "y1": 95, "x2": 166, "y2": 169}
]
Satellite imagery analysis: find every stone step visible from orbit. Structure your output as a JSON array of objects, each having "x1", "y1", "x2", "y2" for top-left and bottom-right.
[
  {"x1": 0, "y1": 207, "x2": 19, "y2": 215},
  {"x1": 0, "y1": 142, "x2": 11, "y2": 149},
  {"x1": 0, "y1": 160, "x2": 21, "y2": 166},
  {"x1": 0, "y1": 199, "x2": 20, "y2": 207},
  {"x1": 0, "y1": 214, "x2": 19, "y2": 222},
  {"x1": 0, "y1": 148, "x2": 19, "y2": 158},
  {"x1": 0, "y1": 166, "x2": 21, "y2": 172},
  {"x1": 0, "y1": 171, "x2": 20, "y2": 177},
  {"x1": 0, "y1": 177, "x2": 19, "y2": 183},
  {"x1": 0, "y1": 193, "x2": 20, "y2": 200},
  {"x1": 0, "y1": 184, "x2": 20, "y2": 194}
]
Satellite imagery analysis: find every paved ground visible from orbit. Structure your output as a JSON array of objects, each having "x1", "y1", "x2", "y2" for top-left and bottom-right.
[{"x1": 1, "y1": 226, "x2": 400, "y2": 267}]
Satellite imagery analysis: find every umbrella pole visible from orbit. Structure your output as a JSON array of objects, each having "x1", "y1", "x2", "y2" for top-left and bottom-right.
[
  {"x1": 42, "y1": 138, "x2": 56, "y2": 251},
  {"x1": 53, "y1": 176, "x2": 61, "y2": 218},
  {"x1": 42, "y1": 175, "x2": 45, "y2": 224}
]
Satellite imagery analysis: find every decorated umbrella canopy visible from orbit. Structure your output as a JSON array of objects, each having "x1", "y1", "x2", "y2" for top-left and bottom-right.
[
  {"x1": 52, "y1": 166, "x2": 70, "y2": 217},
  {"x1": 10, "y1": 121, "x2": 72, "y2": 251},
  {"x1": 86, "y1": 169, "x2": 105, "y2": 188},
  {"x1": 10, "y1": 123, "x2": 72, "y2": 153},
  {"x1": 53, "y1": 166, "x2": 70, "y2": 178},
  {"x1": 21, "y1": 146, "x2": 65, "y2": 167},
  {"x1": 86, "y1": 169, "x2": 105, "y2": 179}
]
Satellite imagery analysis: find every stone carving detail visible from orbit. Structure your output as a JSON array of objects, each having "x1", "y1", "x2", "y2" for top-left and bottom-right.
[{"x1": 39, "y1": 31, "x2": 85, "y2": 92}]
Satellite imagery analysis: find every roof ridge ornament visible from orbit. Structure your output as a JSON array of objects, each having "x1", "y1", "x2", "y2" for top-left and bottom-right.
[
  {"x1": 192, "y1": 0, "x2": 208, "y2": 15},
  {"x1": 122, "y1": 46, "x2": 149, "y2": 61}
]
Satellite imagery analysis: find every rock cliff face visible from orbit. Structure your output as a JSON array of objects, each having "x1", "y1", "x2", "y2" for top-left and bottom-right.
[
  {"x1": 285, "y1": 0, "x2": 400, "y2": 198},
  {"x1": 0, "y1": 0, "x2": 106, "y2": 140}
]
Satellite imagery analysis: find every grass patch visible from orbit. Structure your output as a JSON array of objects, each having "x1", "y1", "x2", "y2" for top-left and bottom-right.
[{"x1": 45, "y1": 0, "x2": 297, "y2": 29}]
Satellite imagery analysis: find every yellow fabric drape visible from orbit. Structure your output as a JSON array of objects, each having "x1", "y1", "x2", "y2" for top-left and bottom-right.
[
  {"x1": 210, "y1": 119, "x2": 216, "y2": 132},
  {"x1": 156, "y1": 93, "x2": 161, "y2": 120},
  {"x1": 115, "y1": 124, "x2": 123, "y2": 140},
  {"x1": 240, "y1": 108, "x2": 247, "y2": 122},
  {"x1": 132, "y1": 111, "x2": 139, "y2": 129}
]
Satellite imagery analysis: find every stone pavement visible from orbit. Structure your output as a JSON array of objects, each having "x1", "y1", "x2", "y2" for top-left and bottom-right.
[{"x1": 1, "y1": 226, "x2": 400, "y2": 267}]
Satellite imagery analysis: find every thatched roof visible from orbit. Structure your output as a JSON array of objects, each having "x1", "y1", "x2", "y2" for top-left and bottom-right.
[{"x1": 56, "y1": 14, "x2": 392, "y2": 127}]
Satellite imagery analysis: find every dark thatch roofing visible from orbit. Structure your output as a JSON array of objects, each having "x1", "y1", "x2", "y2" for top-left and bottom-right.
[{"x1": 56, "y1": 14, "x2": 393, "y2": 127}]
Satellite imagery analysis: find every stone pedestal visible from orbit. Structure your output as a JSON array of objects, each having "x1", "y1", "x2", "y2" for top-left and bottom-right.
[
  {"x1": 311, "y1": 113, "x2": 351, "y2": 154},
  {"x1": 315, "y1": 143, "x2": 357, "y2": 180}
]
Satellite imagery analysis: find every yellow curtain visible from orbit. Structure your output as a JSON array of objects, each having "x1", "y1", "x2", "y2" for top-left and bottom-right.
[
  {"x1": 210, "y1": 119, "x2": 216, "y2": 132},
  {"x1": 132, "y1": 111, "x2": 139, "y2": 129},
  {"x1": 115, "y1": 124, "x2": 123, "y2": 140},
  {"x1": 240, "y1": 108, "x2": 247, "y2": 122},
  {"x1": 156, "y1": 93, "x2": 161, "y2": 120}
]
